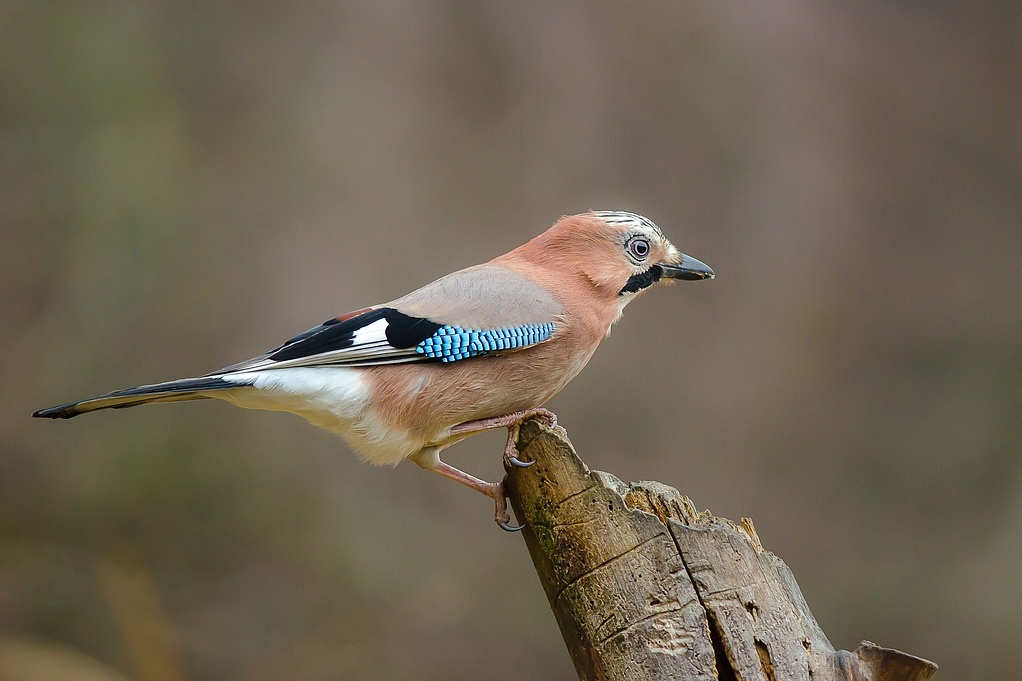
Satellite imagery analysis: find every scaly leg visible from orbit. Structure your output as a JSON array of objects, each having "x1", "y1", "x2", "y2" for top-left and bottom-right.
[
  {"x1": 411, "y1": 447, "x2": 522, "y2": 531},
  {"x1": 410, "y1": 409, "x2": 559, "y2": 532}
]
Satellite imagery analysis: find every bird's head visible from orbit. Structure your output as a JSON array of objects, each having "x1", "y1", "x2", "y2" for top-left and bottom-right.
[{"x1": 521, "y1": 211, "x2": 714, "y2": 307}]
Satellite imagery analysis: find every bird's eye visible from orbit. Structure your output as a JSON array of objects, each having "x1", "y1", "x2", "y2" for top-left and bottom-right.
[{"x1": 628, "y1": 238, "x2": 650, "y2": 260}]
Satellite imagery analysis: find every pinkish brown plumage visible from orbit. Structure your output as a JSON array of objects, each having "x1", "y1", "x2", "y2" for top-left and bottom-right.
[{"x1": 34, "y1": 211, "x2": 714, "y2": 530}]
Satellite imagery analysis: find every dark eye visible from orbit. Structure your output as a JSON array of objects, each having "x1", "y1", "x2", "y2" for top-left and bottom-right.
[{"x1": 628, "y1": 238, "x2": 650, "y2": 260}]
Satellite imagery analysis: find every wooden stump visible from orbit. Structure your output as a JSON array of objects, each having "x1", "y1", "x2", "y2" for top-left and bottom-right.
[{"x1": 504, "y1": 420, "x2": 938, "y2": 681}]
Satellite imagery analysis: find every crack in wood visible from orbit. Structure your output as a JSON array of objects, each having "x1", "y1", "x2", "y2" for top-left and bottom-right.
[
  {"x1": 551, "y1": 533, "x2": 665, "y2": 610},
  {"x1": 756, "y1": 640, "x2": 777, "y2": 681},
  {"x1": 705, "y1": 607, "x2": 740, "y2": 681},
  {"x1": 595, "y1": 600, "x2": 684, "y2": 646},
  {"x1": 669, "y1": 522, "x2": 738, "y2": 681},
  {"x1": 550, "y1": 482, "x2": 598, "y2": 510},
  {"x1": 549, "y1": 517, "x2": 598, "y2": 530}
]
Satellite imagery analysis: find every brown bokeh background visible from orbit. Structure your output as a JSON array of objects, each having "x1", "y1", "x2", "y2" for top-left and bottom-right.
[{"x1": 3, "y1": 2, "x2": 1020, "y2": 680}]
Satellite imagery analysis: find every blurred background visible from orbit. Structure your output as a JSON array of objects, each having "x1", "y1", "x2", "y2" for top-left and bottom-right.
[{"x1": 2, "y1": 2, "x2": 1020, "y2": 679}]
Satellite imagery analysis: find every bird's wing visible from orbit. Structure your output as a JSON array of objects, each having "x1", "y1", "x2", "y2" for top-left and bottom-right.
[{"x1": 214, "y1": 265, "x2": 562, "y2": 373}]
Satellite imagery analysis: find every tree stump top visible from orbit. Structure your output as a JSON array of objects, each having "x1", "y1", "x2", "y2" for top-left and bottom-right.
[{"x1": 505, "y1": 420, "x2": 938, "y2": 681}]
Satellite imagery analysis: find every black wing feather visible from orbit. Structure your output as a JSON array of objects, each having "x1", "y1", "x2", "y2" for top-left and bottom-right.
[
  {"x1": 266, "y1": 308, "x2": 441, "y2": 363},
  {"x1": 269, "y1": 310, "x2": 383, "y2": 361}
]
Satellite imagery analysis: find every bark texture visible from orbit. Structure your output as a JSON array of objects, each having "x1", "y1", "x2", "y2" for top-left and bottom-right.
[{"x1": 504, "y1": 420, "x2": 938, "y2": 681}]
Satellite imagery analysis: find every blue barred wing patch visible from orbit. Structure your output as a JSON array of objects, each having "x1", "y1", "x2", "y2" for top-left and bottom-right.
[{"x1": 415, "y1": 322, "x2": 556, "y2": 362}]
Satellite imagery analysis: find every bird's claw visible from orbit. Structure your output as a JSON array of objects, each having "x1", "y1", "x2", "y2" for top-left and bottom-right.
[
  {"x1": 497, "y1": 518, "x2": 525, "y2": 532},
  {"x1": 493, "y1": 479, "x2": 525, "y2": 532},
  {"x1": 503, "y1": 422, "x2": 536, "y2": 469}
]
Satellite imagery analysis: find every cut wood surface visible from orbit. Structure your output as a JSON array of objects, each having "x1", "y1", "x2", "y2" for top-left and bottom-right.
[{"x1": 504, "y1": 420, "x2": 938, "y2": 681}]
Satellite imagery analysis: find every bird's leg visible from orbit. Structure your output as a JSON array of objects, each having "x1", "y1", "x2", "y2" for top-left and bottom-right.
[
  {"x1": 410, "y1": 449, "x2": 523, "y2": 532},
  {"x1": 449, "y1": 408, "x2": 558, "y2": 468},
  {"x1": 409, "y1": 409, "x2": 557, "y2": 532}
]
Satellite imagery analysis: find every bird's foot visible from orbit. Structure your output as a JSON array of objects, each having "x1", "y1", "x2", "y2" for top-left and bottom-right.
[
  {"x1": 504, "y1": 425, "x2": 533, "y2": 468},
  {"x1": 516, "y1": 407, "x2": 558, "y2": 429},
  {"x1": 502, "y1": 408, "x2": 556, "y2": 469},
  {"x1": 442, "y1": 408, "x2": 559, "y2": 530},
  {"x1": 491, "y1": 479, "x2": 524, "y2": 532},
  {"x1": 451, "y1": 408, "x2": 558, "y2": 469}
]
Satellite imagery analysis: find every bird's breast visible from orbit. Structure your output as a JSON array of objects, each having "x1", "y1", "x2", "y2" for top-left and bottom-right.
[{"x1": 363, "y1": 334, "x2": 600, "y2": 443}]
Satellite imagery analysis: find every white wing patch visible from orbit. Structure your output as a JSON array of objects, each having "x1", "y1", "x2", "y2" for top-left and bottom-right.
[{"x1": 246, "y1": 318, "x2": 422, "y2": 371}]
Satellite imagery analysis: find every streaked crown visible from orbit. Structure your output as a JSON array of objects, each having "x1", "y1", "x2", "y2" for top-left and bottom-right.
[{"x1": 591, "y1": 211, "x2": 666, "y2": 240}]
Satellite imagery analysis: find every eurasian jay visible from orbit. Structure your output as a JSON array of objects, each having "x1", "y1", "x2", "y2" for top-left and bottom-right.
[{"x1": 34, "y1": 211, "x2": 713, "y2": 530}]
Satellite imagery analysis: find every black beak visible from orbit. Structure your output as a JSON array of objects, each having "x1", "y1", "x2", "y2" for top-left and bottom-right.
[{"x1": 658, "y1": 253, "x2": 715, "y2": 281}]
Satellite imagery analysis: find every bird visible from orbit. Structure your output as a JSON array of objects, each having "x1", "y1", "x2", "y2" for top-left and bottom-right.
[{"x1": 34, "y1": 211, "x2": 713, "y2": 530}]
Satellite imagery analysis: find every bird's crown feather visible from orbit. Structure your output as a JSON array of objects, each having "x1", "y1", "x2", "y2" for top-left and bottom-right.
[{"x1": 591, "y1": 211, "x2": 665, "y2": 239}]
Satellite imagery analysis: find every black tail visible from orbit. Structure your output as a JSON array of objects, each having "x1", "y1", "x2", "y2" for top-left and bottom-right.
[{"x1": 33, "y1": 376, "x2": 248, "y2": 419}]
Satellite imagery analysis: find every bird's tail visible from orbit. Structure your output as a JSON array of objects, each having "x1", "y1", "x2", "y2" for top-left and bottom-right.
[{"x1": 32, "y1": 375, "x2": 250, "y2": 420}]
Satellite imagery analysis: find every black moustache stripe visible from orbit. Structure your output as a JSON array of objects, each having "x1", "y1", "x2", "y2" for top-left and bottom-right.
[{"x1": 618, "y1": 266, "x2": 662, "y2": 295}]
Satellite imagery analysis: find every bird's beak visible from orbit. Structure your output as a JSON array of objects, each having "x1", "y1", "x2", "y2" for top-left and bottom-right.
[{"x1": 658, "y1": 254, "x2": 715, "y2": 281}]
